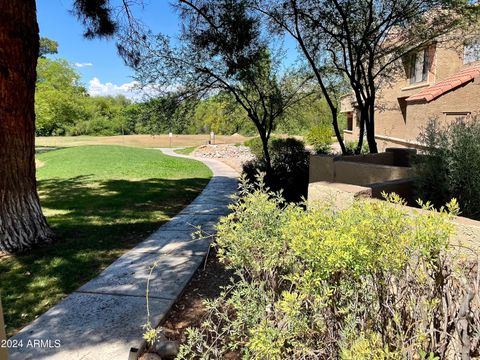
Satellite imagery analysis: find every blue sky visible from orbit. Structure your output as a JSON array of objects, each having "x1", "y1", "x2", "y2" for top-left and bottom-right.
[
  {"x1": 37, "y1": 0, "x2": 298, "y2": 100},
  {"x1": 37, "y1": 0, "x2": 180, "y2": 99}
]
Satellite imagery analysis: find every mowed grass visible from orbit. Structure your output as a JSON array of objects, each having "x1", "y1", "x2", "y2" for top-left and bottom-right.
[
  {"x1": 0, "y1": 145, "x2": 212, "y2": 337},
  {"x1": 36, "y1": 134, "x2": 248, "y2": 148},
  {"x1": 174, "y1": 146, "x2": 197, "y2": 155}
]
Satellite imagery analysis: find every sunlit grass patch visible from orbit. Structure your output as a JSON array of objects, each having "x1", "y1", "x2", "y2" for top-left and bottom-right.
[{"x1": 0, "y1": 145, "x2": 211, "y2": 336}]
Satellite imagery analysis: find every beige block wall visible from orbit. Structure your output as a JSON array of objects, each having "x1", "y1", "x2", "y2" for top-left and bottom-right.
[
  {"x1": 343, "y1": 130, "x2": 356, "y2": 143},
  {"x1": 373, "y1": 44, "x2": 440, "y2": 144},
  {"x1": 345, "y1": 38, "x2": 480, "y2": 151},
  {"x1": 434, "y1": 40, "x2": 465, "y2": 81},
  {"x1": 340, "y1": 94, "x2": 354, "y2": 112},
  {"x1": 407, "y1": 81, "x2": 480, "y2": 139}
]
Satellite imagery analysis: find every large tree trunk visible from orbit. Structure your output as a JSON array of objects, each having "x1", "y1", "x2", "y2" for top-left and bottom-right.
[
  {"x1": 329, "y1": 104, "x2": 347, "y2": 155},
  {"x1": 0, "y1": 0, "x2": 54, "y2": 253},
  {"x1": 356, "y1": 99, "x2": 378, "y2": 154},
  {"x1": 356, "y1": 108, "x2": 366, "y2": 154},
  {"x1": 259, "y1": 132, "x2": 273, "y2": 176},
  {"x1": 365, "y1": 100, "x2": 378, "y2": 153}
]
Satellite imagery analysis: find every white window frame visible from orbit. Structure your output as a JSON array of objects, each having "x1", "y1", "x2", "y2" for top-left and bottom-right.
[{"x1": 410, "y1": 49, "x2": 429, "y2": 84}]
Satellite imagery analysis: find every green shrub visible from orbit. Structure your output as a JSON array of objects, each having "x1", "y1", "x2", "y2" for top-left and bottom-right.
[
  {"x1": 345, "y1": 140, "x2": 369, "y2": 155},
  {"x1": 178, "y1": 181, "x2": 480, "y2": 359},
  {"x1": 416, "y1": 117, "x2": 480, "y2": 219},
  {"x1": 242, "y1": 137, "x2": 310, "y2": 202},
  {"x1": 243, "y1": 136, "x2": 265, "y2": 159},
  {"x1": 305, "y1": 125, "x2": 333, "y2": 154}
]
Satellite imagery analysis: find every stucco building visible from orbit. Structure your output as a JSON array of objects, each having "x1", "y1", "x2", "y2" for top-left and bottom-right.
[{"x1": 342, "y1": 35, "x2": 480, "y2": 151}]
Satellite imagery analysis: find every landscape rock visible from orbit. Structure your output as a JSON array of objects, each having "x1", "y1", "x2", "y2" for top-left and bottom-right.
[
  {"x1": 152, "y1": 339, "x2": 180, "y2": 358},
  {"x1": 142, "y1": 353, "x2": 162, "y2": 360},
  {"x1": 194, "y1": 144, "x2": 254, "y2": 162}
]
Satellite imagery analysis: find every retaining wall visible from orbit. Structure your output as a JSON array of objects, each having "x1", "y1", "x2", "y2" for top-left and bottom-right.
[
  {"x1": 309, "y1": 149, "x2": 417, "y2": 201},
  {"x1": 308, "y1": 181, "x2": 480, "y2": 253}
]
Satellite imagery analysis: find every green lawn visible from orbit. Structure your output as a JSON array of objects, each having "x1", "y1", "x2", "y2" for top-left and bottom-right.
[
  {"x1": 174, "y1": 146, "x2": 197, "y2": 155},
  {"x1": 0, "y1": 145, "x2": 212, "y2": 337}
]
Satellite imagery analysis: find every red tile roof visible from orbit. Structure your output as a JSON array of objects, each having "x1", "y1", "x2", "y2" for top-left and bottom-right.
[{"x1": 406, "y1": 65, "x2": 480, "y2": 103}]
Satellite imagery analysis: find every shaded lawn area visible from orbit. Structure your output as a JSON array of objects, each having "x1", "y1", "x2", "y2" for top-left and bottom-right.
[{"x1": 0, "y1": 145, "x2": 212, "y2": 337}]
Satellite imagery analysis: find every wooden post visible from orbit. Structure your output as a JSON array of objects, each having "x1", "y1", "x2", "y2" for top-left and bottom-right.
[{"x1": 0, "y1": 295, "x2": 8, "y2": 360}]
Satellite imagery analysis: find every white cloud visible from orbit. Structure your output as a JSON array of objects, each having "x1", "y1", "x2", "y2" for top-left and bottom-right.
[
  {"x1": 88, "y1": 77, "x2": 138, "y2": 99},
  {"x1": 88, "y1": 77, "x2": 153, "y2": 101},
  {"x1": 87, "y1": 77, "x2": 182, "y2": 102},
  {"x1": 74, "y1": 62, "x2": 93, "y2": 68}
]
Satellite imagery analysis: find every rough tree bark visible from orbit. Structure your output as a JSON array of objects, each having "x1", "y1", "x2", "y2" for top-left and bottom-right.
[{"x1": 0, "y1": 0, "x2": 54, "y2": 253}]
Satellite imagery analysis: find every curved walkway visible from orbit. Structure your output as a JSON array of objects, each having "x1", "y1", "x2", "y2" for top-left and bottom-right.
[{"x1": 10, "y1": 149, "x2": 238, "y2": 360}]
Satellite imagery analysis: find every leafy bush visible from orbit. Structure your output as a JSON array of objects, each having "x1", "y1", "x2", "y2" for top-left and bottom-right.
[
  {"x1": 178, "y1": 180, "x2": 480, "y2": 359},
  {"x1": 416, "y1": 117, "x2": 480, "y2": 219},
  {"x1": 243, "y1": 136, "x2": 265, "y2": 159},
  {"x1": 242, "y1": 138, "x2": 310, "y2": 202},
  {"x1": 305, "y1": 125, "x2": 333, "y2": 154},
  {"x1": 345, "y1": 140, "x2": 369, "y2": 155}
]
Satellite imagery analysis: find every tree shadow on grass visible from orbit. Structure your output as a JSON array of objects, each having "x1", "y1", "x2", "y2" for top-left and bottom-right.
[{"x1": 0, "y1": 175, "x2": 210, "y2": 337}]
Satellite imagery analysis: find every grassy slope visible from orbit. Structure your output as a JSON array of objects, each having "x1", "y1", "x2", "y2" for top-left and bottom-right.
[
  {"x1": 35, "y1": 134, "x2": 248, "y2": 148},
  {"x1": 174, "y1": 146, "x2": 197, "y2": 156},
  {"x1": 0, "y1": 145, "x2": 212, "y2": 336}
]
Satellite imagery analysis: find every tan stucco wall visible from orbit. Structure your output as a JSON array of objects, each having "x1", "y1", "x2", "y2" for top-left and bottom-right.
[
  {"x1": 406, "y1": 81, "x2": 480, "y2": 136},
  {"x1": 340, "y1": 94, "x2": 354, "y2": 113},
  {"x1": 343, "y1": 130, "x2": 356, "y2": 143},
  {"x1": 334, "y1": 161, "x2": 415, "y2": 186},
  {"x1": 340, "y1": 152, "x2": 395, "y2": 165},
  {"x1": 376, "y1": 78, "x2": 480, "y2": 151},
  {"x1": 309, "y1": 154, "x2": 415, "y2": 186},
  {"x1": 344, "y1": 38, "x2": 480, "y2": 151},
  {"x1": 309, "y1": 155, "x2": 336, "y2": 183}
]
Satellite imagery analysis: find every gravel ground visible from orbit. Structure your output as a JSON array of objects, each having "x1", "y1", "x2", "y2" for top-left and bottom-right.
[{"x1": 193, "y1": 144, "x2": 254, "y2": 173}]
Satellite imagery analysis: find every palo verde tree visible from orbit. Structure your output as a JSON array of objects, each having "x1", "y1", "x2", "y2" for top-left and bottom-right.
[
  {"x1": 120, "y1": 0, "x2": 313, "y2": 174},
  {"x1": 0, "y1": 0, "x2": 132, "y2": 252},
  {"x1": 256, "y1": 0, "x2": 350, "y2": 154},
  {"x1": 261, "y1": 0, "x2": 478, "y2": 153}
]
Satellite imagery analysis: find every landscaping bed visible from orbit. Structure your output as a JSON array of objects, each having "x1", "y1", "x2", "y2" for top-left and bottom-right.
[
  {"x1": 165, "y1": 251, "x2": 235, "y2": 346},
  {"x1": 155, "y1": 184, "x2": 479, "y2": 359},
  {"x1": 193, "y1": 144, "x2": 254, "y2": 173},
  {"x1": 140, "y1": 249, "x2": 237, "y2": 360}
]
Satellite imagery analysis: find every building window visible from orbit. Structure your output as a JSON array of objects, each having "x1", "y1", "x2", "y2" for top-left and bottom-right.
[
  {"x1": 464, "y1": 38, "x2": 480, "y2": 64},
  {"x1": 346, "y1": 112, "x2": 353, "y2": 131},
  {"x1": 410, "y1": 49, "x2": 429, "y2": 84}
]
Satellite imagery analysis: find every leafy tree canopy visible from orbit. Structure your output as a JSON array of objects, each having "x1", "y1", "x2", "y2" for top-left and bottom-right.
[{"x1": 39, "y1": 37, "x2": 58, "y2": 58}]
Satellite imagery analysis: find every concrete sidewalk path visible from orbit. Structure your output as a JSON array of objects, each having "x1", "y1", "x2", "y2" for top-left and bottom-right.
[{"x1": 9, "y1": 148, "x2": 238, "y2": 360}]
